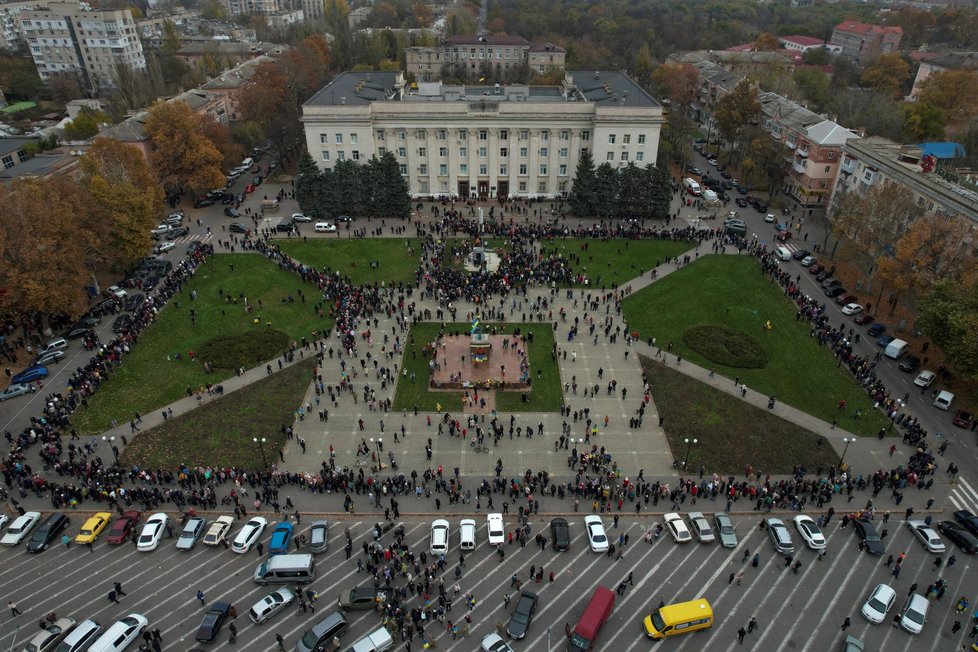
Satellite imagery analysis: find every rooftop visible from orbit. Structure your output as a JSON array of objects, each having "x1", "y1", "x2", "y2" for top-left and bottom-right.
[
  {"x1": 833, "y1": 20, "x2": 903, "y2": 36},
  {"x1": 780, "y1": 35, "x2": 826, "y2": 46},
  {"x1": 0, "y1": 137, "x2": 36, "y2": 157},
  {"x1": 924, "y1": 51, "x2": 978, "y2": 70},
  {"x1": 304, "y1": 70, "x2": 658, "y2": 109},
  {"x1": 444, "y1": 35, "x2": 529, "y2": 46},
  {"x1": 759, "y1": 92, "x2": 858, "y2": 145}
]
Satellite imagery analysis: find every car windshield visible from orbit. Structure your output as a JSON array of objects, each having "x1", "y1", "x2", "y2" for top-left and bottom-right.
[
  {"x1": 868, "y1": 597, "x2": 887, "y2": 612},
  {"x1": 300, "y1": 629, "x2": 320, "y2": 648},
  {"x1": 905, "y1": 608, "x2": 925, "y2": 625}
]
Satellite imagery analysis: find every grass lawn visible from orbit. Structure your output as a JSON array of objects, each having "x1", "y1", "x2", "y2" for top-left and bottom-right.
[
  {"x1": 393, "y1": 322, "x2": 563, "y2": 413},
  {"x1": 540, "y1": 239, "x2": 694, "y2": 287},
  {"x1": 121, "y1": 358, "x2": 315, "y2": 469},
  {"x1": 72, "y1": 254, "x2": 331, "y2": 436},
  {"x1": 622, "y1": 255, "x2": 890, "y2": 438},
  {"x1": 274, "y1": 238, "x2": 422, "y2": 286},
  {"x1": 640, "y1": 356, "x2": 840, "y2": 475}
]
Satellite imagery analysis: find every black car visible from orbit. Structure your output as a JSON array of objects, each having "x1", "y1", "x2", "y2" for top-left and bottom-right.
[
  {"x1": 550, "y1": 518, "x2": 570, "y2": 552},
  {"x1": 27, "y1": 513, "x2": 69, "y2": 553},
  {"x1": 275, "y1": 223, "x2": 294, "y2": 233},
  {"x1": 193, "y1": 198, "x2": 214, "y2": 208},
  {"x1": 867, "y1": 323, "x2": 886, "y2": 337},
  {"x1": 954, "y1": 510, "x2": 978, "y2": 537},
  {"x1": 224, "y1": 207, "x2": 241, "y2": 218},
  {"x1": 166, "y1": 227, "x2": 189, "y2": 240},
  {"x1": 755, "y1": 202, "x2": 769, "y2": 213},
  {"x1": 338, "y1": 586, "x2": 378, "y2": 610},
  {"x1": 506, "y1": 590, "x2": 538, "y2": 640},
  {"x1": 141, "y1": 276, "x2": 159, "y2": 292},
  {"x1": 221, "y1": 193, "x2": 235, "y2": 205},
  {"x1": 112, "y1": 314, "x2": 131, "y2": 333},
  {"x1": 792, "y1": 249, "x2": 810, "y2": 260},
  {"x1": 229, "y1": 222, "x2": 248, "y2": 234},
  {"x1": 735, "y1": 197, "x2": 748, "y2": 208},
  {"x1": 937, "y1": 521, "x2": 978, "y2": 554},
  {"x1": 336, "y1": 215, "x2": 354, "y2": 223},
  {"x1": 899, "y1": 356, "x2": 921, "y2": 373},
  {"x1": 825, "y1": 286, "x2": 846, "y2": 298},
  {"x1": 124, "y1": 294, "x2": 145, "y2": 312},
  {"x1": 195, "y1": 602, "x2": 231, "y2": 642},
  {"x1": 853, "y1": 518, "x2": 885, "y2": 555},
  {"x1": 187, "y1": 242, "x2": 201, "y2": 254},
  {"x1": 822, "y1": 278, "x2": 842, "y2": 289},
  {"x1": 66, "y1": 326, "x2": 92, "y2": 339}
]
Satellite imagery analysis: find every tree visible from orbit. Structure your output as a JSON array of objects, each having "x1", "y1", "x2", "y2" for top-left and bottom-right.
[
  {"x1": 593, "y1": 163, "x2": 619, "y2": 218},
  {"x1": 917, "y1": 69, "x2": 978, "y2": 127},
  {"x1": 199, "y1": 113, "x2": 244, "y2": 173},
  {"x1": 568, "y1": 148, "x2": 597, "y2": 216},
  {"x1": 754, "y1": 32, "x2": 780, "y2": 51},
  {"x1": 616, "y1": 163, "x2": 646, "y2": 219},
  {"x1": 161, "y1": 19, "x2": 182, "y2": 54},
  {"x1": 714, "y1": 80, "x2": 761, "y2": 155},
  {"x1": 78, "y1": 137, "x2": 163, "y2": 270},
  {"x1": 323, "y1": 159, "x2": 363, "y2": 218},
  {"x1": 903, "y1": 103, "x2": 946, "y2": 142},
  {"x1": 801, "y1": 47, "x2": 831, "y2": 66},
  {"x1": 917, "y1": 277, "x2": 978, "y2": 378},
  {"x1": 295, "y1": 151, "x2": 325, "y2": 217},
  {"x1": 649, "y1": 163, "x2": 672, "y2": 220},
  {"x1": 859, "y1": 53, "x2": 911, "y2": 97},
  {"x1": 237, "y1": 62, "x2": 304, "y2": 167},
  {"x1": 876, "y1": 215, "x2": 972, "y2": 301},
  {"x1": 144, "y1": 101, "x2": 225, "y2": 199},
  {"x1": 793, "y1": 67, "x2": 829, "y2": 110},
  {"x1": 369, "y1": 151, "x2": 410, "y2": 218},
  {"x1": 281, "y1": 34, "x2": 332, "y2": 100},
  {"x1": 651, "y1": 63, "x2": 699, "y2": 109},
  {"x1": 63, "y1": 106, "x2": 106, "y2": 140}
]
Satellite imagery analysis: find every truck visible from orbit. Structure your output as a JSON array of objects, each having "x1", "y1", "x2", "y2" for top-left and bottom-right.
[{"x1": 884, "y1": 338, "x2": 908, "y2": 360}]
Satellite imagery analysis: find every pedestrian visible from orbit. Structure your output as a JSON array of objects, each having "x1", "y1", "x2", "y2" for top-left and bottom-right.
[
  {"x1": 748, "y1": 616, "x2": 757, "y2": 633},
  {"x1": 257, "y1": 542, "x2": 264, "y2": 556},
  {"x1": 114, "y1": 582, "x2": 126, "y2": 597},
  {"x1": 228, "y1": 622, "x2": 237, "y2": 643},
  {"x1": 736, "y1": 570, "x2": 745, "y2": 585},
  {"x1": 107, "y1": 591, "x2": 119, "y2": 603},
  {"x1": 196, "y1": 590, "x2": 205, "y2": 606},
  {"x1": 503, "y1": 593, "x2": 511, "y2": 609},
  {"x1": 8, "y1": 601, "x2": 22, "y2": 617},
  {"x1": 841, "y1": 617, "x2": 851, "y2": 630},
  {"x1": 229, "y1": 605, "x2": 237, "y2": 619},
  {"x1": 952, "y1": 621, "x2": 962, "y2": 633},
  {"x1": 737, "y1": 626, "x2": 747, "y2": 644},
  {"x1": 728, "y1": 572, "x2": 735, "y2": 585},
  {"x1": 275, "y1": 633, "x2": 285, "y2": 650}
]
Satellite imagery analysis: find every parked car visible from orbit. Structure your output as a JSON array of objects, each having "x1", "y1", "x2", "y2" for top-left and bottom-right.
[
  {"x1": 88, "y1": 614, "x2": 148, "y2": 652},
  {"x1": 195, "y1": 603, "x2": 231, "y2": 642},
  {"x1": 223, "y1": 207, "x2": 241, "y2": 218},
  {"x1": 309, "y1": 520, "x2": 328, "y2": 554},
  {"x1": 231, "y1": 517, "x2": 268, "y2": 554},
  {"x1": 906, "y1": 520, "x2": 945, "y2": 553},
  {"x1": 913, "y1": 370, "x2": 936, "y2": 388},
  {"x1": 506, "y1": 590, "x2": 538, "y2": 639},
  {"x1": 338, "y1": 586, "x2": 379, "y2": 611},
  {"x1": 853, "y1": 518, "x2": 885, "y2": 555},
  {"x1": 953, "y1": 410, "x2": 974, "y2": 428},
  {"x1": 268, "y1": 521, "x2": 294, "y2": 555},
  {"x1": 792, "y1": 514, "x2": 826, "y2": 550},
  {"x1": 111, "y1": 315, "x2": 130, "y2": 334},
  {"x1": 76, "y1": 512, "x2": 112, "y2": 544},
  {"x1": 228, "y1": 222, "x2": 248, "y2": 234},
  {"x1": 584, "y1": 515, "x2": 609, "y2": 552},
  {"x1": 853, "y1": 313, "x2": 874, "y2": 325},
  {"x1": 123, "y1": 294, "x2": 145, "y2": 312},
  {"x1": 688, "y1": 512, "x2": 715, "y2": 543},
  {"x1": 486, "y1": 513, "x2": 505, "y2": 546},
  {"x1": 165, "y1": 227, "x2": 188, "y2": 240},
  {"x1": 0, "y1": 383, "x2": 35, "y2": 401},
  {"x1": 176, "y1": 516, "x2": 207, "y2": 550},
  {"x1": 27, "y1": 513, "x2": 69, "y2": 553},
  {"x1": 35, "y1": 349, "x2": 66, "y2": 366},
  {"x1": 106, "y1": 511, "x2": 141, "y2": 545},
  {"x1": 314, "y1": 222, "x2": 337, "y2": 233},
  {"x1": 867, "y1": 323, "x2": 886, "y2": 337},
  {"x1": 429, "y1": 519, "x2": 449, "y2": 556},
  {"x1": 11, "y1": 365, "x2": 48, "y2": 384},
  {"x1": 825, "y1": 286, "x2": 847, "y2": 298},
  {"x1": 664, "y1": 513, "x2": 692, "y2": 543},
  {"x1": 193, "y1": 198, "x2": 214, "y2": 208},
  {"x1": 249, "y1": 588, "x2": 295, "y2": 624},
  {"x1": 202, "y1": 515, "x2": 234, "y2": 546},
  {"x1": 861, "y1": 584, "x2": 896, "y2": 624},
  {"x1": 23, "y1": 616, "x2": 75, "y2": 651},
  {"x1": 899, "y1": 355, "x2": 921, "y2": 373},
  {"x1": 153, "y1": 242, "x2": 175, "y2": 254},
  {"x1": 714, "y1": 513, "x2": 737, "y2": 548},
  {"x1": 841, "y1": 303, "x2": 863, "y2": 316},
  {"x1": 808, "y1": 263, "x2": 824, "y2": 274},
  {"x1": 0, "y1": 511, "x2": 40, "y2": 546},
  {"x1": 899, "y1": 594, "x2": 928, "y2": 634},
  {"x1": 937, "y1": 521, "x2": 978, "y2": 554},
  {"x1": 291, "y1": 213, "x2": 312, "y2": 222},
  {"x1": 955, "y1": 510, "x2": 978, "y2": 536},
  {"x1": 136, "y1": 513, "x2": 169, "y2": 552},
  {"x1": 550, "y1": 517, "x2": 570, "y2": 551},
  {"x1": 835, "y1": 293, "x2": 858, "y2": 306}
]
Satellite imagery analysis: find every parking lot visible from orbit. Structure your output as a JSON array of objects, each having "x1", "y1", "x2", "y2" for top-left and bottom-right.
[{"x1": 0, "y1": 509, "x2": 973, "y2": 651}]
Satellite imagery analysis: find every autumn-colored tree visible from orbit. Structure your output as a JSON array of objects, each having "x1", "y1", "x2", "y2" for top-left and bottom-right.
[
  {"x1": 875, "y1": 215, "x2": 972, "y2": 301},
  {"x1": 413, "y1": 1, "x2": 432, "y2": 27},
  {"x1": 917, "y1": 69, "x2": 978, "y2": 126},
  {"x1": 828, "y1": 181, "x2": 922, "y2": 269},
  {"x1": 903, "y1": 102, "x2": 946, "y2": 141},
  {"x1": 79, "y1": 137, "x2": 163, "y2": 270},
  {"x1": 860, "y1": 53, "x2": 910, "y2": 97},
  {"x1": 63, "y1": 106, "x2": 107, "y2": 140},
  {"x1": 161, "y1": 19, "x2": 182, "y2": 55},
  {"x1": 0, "y1": 178, "x2": 93, "y2": 319},
  {"x1": 714, "y1": 80, "x2": 761, "y2": 154},
  {"x1": 917, "y1": 277, "x2": 978, "y2": 378},
  {"x1": 198, "y1": 115, "x2": 244, "y2": 182},
  {"x1": 237, "y1": 62, "x2": 304, "y2": 166},
  {"x1": 651, "y1": 63, "x2": 699, "y2": 110},
  {"x1": 281, "y1": 34, "x2": 333, "y2": 100},
  {"x1": 754, "y1": 32, "x2": 780, "y2": 51},
  {"x1": 144, "y1": 101, "x2": 225, "y2": 198}
]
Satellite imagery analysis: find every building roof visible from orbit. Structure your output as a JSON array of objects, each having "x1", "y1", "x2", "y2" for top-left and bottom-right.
[
  {"x1": 805, "y1": 119, "x2": 859, "y2": 146},
  {"x1": 780, "y1": 35, "x2": 825, "y2": 47},
  {"x1": 0, "y1": 151, "x2": 76, "y2": 181},
  {"x1": 444, "y1": 35, "x2": 529, "y2": 46},
  {"x1": 528, "y1": 43, "x2": 566, "y2": 53},
  {"x1": 914, "y1": 141, "x2": 965, "y2": 159},
  {"x1": 712, "y1": 50, "x2": 792, "y2": 64},
  {"x1": 692, "y1": 60, "x2": 744, "y2": 94},
  {"x1": 304, "y1": 70, "x2": 658, "y2": 109},
  {"x1": 177, "y1": 41, "x2": 267, "y2": 56},
  {"x1": 200, "y1": 56, "x2": 270, "y2": 90},
  {"x1": 833, "y1": 20, "x2": 903, "y2": 36},
  {"x1": 924, "y1": 51, "x2": 978, "y2": 71},
  {"x1": 99, "y1": 112, "x2": 149, "y2": 142}
]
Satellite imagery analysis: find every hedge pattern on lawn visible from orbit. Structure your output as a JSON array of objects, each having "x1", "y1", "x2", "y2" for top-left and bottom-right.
[
  {"x1": 682, "y1": 324, "x2": 768, "y2": 369},
  {"x1": 197, "y1": 330, "x2": 290, "y2": 369}
]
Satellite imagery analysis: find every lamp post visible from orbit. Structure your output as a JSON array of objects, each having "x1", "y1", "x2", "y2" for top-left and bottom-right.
[
  {"x1": 683, "y1": 438, "x2": 698, "y2": 470},
  {"x1": 102, "y1": 435, "x2": 118, "y2": 462},
  {"x1": 839, "y1": 437, "x2": 854, "y2": 468},
  {"x1": 253, "y1": 437, "x2": 268, "y2": 469}
]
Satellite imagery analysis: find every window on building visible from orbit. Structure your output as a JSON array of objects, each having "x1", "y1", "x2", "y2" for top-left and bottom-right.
[
  {"x1": 398, "y1": 131, "x2": 406, "y2": 140},
  {"x1": 337, "y1": 151, "x2": 346, "y2": 161},
  {"x1": 418, "y1": 147, "x2": 427, "y2": 157},
  {"x1": 460, "y1": 164, "x2": 468, "y2": 174},
  {"x1": 376, "y1": 129, "x2": 386, "y2": 141},
  {"x1": 335, "y1": 133, "x2": 343, "y2": 144},
  {"x1": 477, "y1": 130, "x2": 486, "y2": 140},
  {"x1": 539, "y1": 147, "x2": 548, "y2": 157},
  {"x1": 560, "y1": 130, "x2": 569, "y2": 141},
  {"x1": 825, "y1": 165, "x2": 830, "y2": 173},
  {"x1": 582, "y1": 130, "x2": 590, "y2": 141},
  {"x1": 319, "y1": 134, "x2": 328, "y2": 144},
  {"x1": 541, "y1": 131, "x2": 549, "y2": 141},
  {"x1": 500, "y1": 164, "x2": 508, "y2": 175},
  {"x1": 828, "y1": 151, "x2": 836, "y2": 160},
  {"x1": 621, "y1": 152, "x2": 629, "y2": 161},
  {"x1": 519, "y1": 130, "x2": 529, "y2": 140},
  {"x1": 636, "y1": 151, "x2": 644, "y2": 162},
  {"x1": 623, "y1": 134, "x2": 631, "y2": 144},
  {"x1": 321, "y1": 151, "x2": 330, "y2": 161},
  {"x1": 638, "y1": 134, "x2": 646, "y2": 145},
  {"x1": 350, "y1": 134, "x2": 358, "y2": 145},
  {"x1": 398, "y1": 147, "x2": 406, "y2": 157},
  {"x1": 416, "y1": 129, "x2": 426, "y2": 139},
  {"x1": 500, "y1": 130, "x2": 508, "y2": 140},
  {"x1": 520, "y1": 147, "x2": 528, "y2": 158},
  {"x1": 458, "y1": 129, "x2": 467, "y2": 140},
  {"x1": 500, "y1": 147, "x2": 508, "y2": 157},
  {"x1": 352, "y1": 151, "x2": 360, "y2": 161},
  {"x1": 558, "y1": 181, "x2": 567, "y2": 192},
  {"x1": 379, "y1": 147, "x2": 386, "y2": 157},
  {"x1": 608, "y1": 134, "x2": 616, "y2": 144},
  {"x1": 519, "y1": 181, "x2": 527, "y2": 192},
  {"x1": 459, "y1": 147, "x2": 467, "y2": 157},
  {"x1": 559, "y1": 148, "x2": 568, "y2": 158},
  {"x1": 478, "y1": 147, "x2": 487, "y2": 157},
  {"x1": 559, "y1": 164, "x2": 567, "y2": 176},
  {"x1": 437, "y1": 129, "x2": 446, "y2": 140},
  {"x1": 539, "y1": 164, "x2": 548, "y2": 175},
  {"x1": 419, "y1": 164, "x2": 428, "y2": 175},
  {"x1": 439, "y1": 164, "x2": 447, "y2": 175},
  {"x1": 479, "y1": 164, "x2": 487, "y2": 175},
  {"x1": 439, "y1": 147, "x2": 448, "y2": 157},
  {"x1": 519, "y1": 164, "x2": 527, "y2": 175},
  {"x1": 538, "y1": 181, "x2": 547, "y2": 193},
  {"x1": 606, "y1": 152, "x2": 614, "y2": 161},
  {"x1": 399, "y1": 164, "x2": 407, "y2": 175}
]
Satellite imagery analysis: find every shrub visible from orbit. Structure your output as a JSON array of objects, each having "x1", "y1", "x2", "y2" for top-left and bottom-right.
[
  {"x1": 682, "y1": 325, "x2": 768, "y2": 369},
  {"x1": 197, "y1": 329, "x2": 290, "y2": 369}
]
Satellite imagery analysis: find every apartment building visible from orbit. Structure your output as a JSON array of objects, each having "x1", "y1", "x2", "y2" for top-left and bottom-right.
[
  {"x1": 0, "y1": 0, "x2": 43, "y2": 50},
  {"x1": 759, "y1": 92, "x2": 859, "y2": 211},
  {"x1": 406, "y1": 35, "x2": 565, "y2": 83},
  {"x1": 830, "y1": 20, "x2": 902, "y2": 63},
  {"x1": 302, "y1": 70, "x2": 662, "y2": 199},
  {"x1": 20, "y1": 2, "x2": 146, "y2": 94}
]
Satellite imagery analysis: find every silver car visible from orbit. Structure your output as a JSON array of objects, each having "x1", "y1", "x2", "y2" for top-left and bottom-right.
[
  {"x1": 309, "y1": 520, "x2": 328, "y2": 554},
  {"x1": 713, "y1": 513, "x2": 737, "y2": 548},
  {"x1": 0, "y1": 384, "x2": 34, "y2": 401},
  {"x1": 249, "y1": 588, "x2": 295, "y2": 624},
  {"x1": 175, "y1": 517, "x2": 207, "y2": 550}
]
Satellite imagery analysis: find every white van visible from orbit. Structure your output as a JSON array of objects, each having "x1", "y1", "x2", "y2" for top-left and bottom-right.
[
  {"x1": 254, "y1": 553, "x2": 316, "y2": 585},
  {"x1": 884, "y1": 338, "x2": 908, "y2": 360},
  {"x1": 683, "y1": 178, "x2": 702, "y2": 196},
  {"x1": 348, "y1": 626, "x2": 394, "y2": 652},
  {"x1": 459, "y1": 519, "x2": 476, "y2": 551},
  {"x1": 430, "y1": 519, "x2": 449, "y2": 556},
  {"x1": 55, "y1": 619, "x2": 102, "y2": 652},
  {"x1": 241, "y1": 157, "x2": 254, "y2": 169},
  {"x1": 933, "y1": 390, "x2": 954, "y2": 411},
  {"x1": 775, "y1": 246, "x2": 792, "y2": 261}
]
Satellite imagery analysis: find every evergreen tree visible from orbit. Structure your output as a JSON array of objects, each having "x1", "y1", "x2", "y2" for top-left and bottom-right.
[
  {"x1": 649, "y1": 163, "x2": 673, "y2": 220},
  {"x1": 593, "y1": 163, "x2": 619, "y2": 218},
  {"x1": 323, "y1": 159, "x2": 362, "y2": 218},
  {"x1": 617, "y1": 162, "x2": 644, "y2": 219},
  {"x1": 294, "y1": 151, "x2": 324, "y2": 217},
  {"x1": 375, "y1": 151, "x2": 411, "y2": 218},
  {"x1": 569, "y1": 147, "x2": 597, "y2": 216}
]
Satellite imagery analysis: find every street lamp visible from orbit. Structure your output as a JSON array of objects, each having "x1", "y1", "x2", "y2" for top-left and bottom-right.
[
  {"x1": 683, "y1": 438, "x2": 698, "y2": 470},
  {"x1": 102, "y1": 435, "x2": 118, "y2": 462},
  {"x1": 253, "y1": 437, "x2": 268, "y2": 469},
  {"x1": 839, "y1": 437, "x2": 855, "y2": 468}
]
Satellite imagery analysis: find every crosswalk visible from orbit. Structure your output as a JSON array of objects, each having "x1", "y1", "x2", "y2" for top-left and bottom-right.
[
  {"x1": 948, "y1": 477, "x2": 978, "y2": 515},
  {"x1": 168, "y1": 233, "x2": 213, "y2": 244}
]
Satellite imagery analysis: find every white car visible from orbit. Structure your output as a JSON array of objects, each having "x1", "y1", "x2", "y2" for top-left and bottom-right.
[
  {"x1": 486, "y1": 513, "x2": 505, "y2": 546},
  {"x1": 664, "y1": 513, "x2": 692, "y2": 543},
  {"x1": 480, "y1": 633, "x2": 516, "y2": 652},
  {"x1": 88, "y1": 613, "x2": 148, "y2": 652},
  {"x1": 907, "y1": 520, "x2": 945, "y2": 553},
  {"x1": 150, "y1": 224, "x2": 172, "y2": 235},
  {"x1": 801, "y1": 256, "x2": 816, "y2": 267},
  {"x1": 0, "y1": 511, "x2": 40, "y2": 546},
  {"x1": 584, "y1": 515, "x2": 609, "y2": 552},
  {"x1": 314, "y1": 222, "x2": 337, "y2": 233},
  {"x1": 861, "y1": 583, "x2": 897, "y2": 624},
  {"x1": 249, "y1": 588, "x2": 295, "y2": 624},
  {"x1": 913, "y1": 370, "x2": 936, "y2": 388},
  {"x1": 231, "y1": 516, "x2": 268, "y2": 554},
  {"x1": 841, "y1": 303, "x2": 863, "y2": 316},
  {"x1": 291, "y1": 213, "x2": 312, "y2": 222},
  {"x1": 106, "y1": 285, "x2": 127, "y2": 299},
  {"x1": 900, "y1": 593, "x2": 929, "y2": 634},
  {"x1": 793, "y1": 514, "x2": 826, "y2": 550},
  {"x1": 430, "y1": 519, "x2": 449, "y2": 556},
  {"x1": 688, "y1": 512, "x2": 715, "y2": 543},
  {"x1": 202, "y1": 515, "x2": 234, "y2": 546},
  {"x1": 764, "y1": 213, "x2": 775, "y2": 223},
  {"x1": 459, "y1": 518, "x2": 476, "y2": 551},
  {"x1": 153, "y1": 242, "x2": 176, "y2": 254},
  {"x1": 136, "y1": 513, "x2": 169, "y2": 551}
]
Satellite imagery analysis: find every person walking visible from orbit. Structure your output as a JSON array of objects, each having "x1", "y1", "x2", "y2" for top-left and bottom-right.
[
  {"x1": 841, "y1": 617, "x2": 851, "y2": 630},
  {"x1": 228, "y1": 622, "x2": 237, "y2": 643},
  {"x1": 257, "y1": 542, "x2": 264, "y2": 556},
  {"x1": 107, "y1": 590, "x2": 119, "y2": 604},
  {"x1": 275, "y1": 633, "x2": 285, "y2": 650},
  {"x1": 748, "y1": 616, "x2": 757, "y2": 633},
  {"x1": 114, "y1": 582, "x2": 126, "y2": 597},
  {"x1": 196, "y1": 590, "x2": 205, "y2": 606},
  {"x1": 737, "y1": 626, "x2": 747, "y2": 644},
  {"x1": 8, "y1": 601, "x2": 21, "y2": 617}
]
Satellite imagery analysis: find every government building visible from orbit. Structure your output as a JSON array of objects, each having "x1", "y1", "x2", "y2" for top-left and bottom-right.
[{"x1": 301, "y1": 70, "x2": 663, "y2": 199}]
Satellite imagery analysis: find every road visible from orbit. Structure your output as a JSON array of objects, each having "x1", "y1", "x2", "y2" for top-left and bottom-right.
[{"x1": 0, "y1": 511, "x2": 974, "y2": 651}]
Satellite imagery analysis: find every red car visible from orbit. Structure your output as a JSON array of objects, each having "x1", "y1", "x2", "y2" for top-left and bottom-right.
[
  {"x1": 775, "y1": 231, "x2": 792, "y2": 242},
  {"x1": 244, "y1": 184, "x2": 255, "y2": 194},
  {"x1": 853, "y1": 313, "x2": 874, "y2": 325},
  {"x1": 953, "y1": 410, "x2": 974, "y2": 429},
  {"x1": 835, "y1": 294, "x2": 858, "y2": 306},
  {"x1": 808, "y1": 263, "x2": 824, "y2": 275},
  {"x1": 106, "y1": 510, "x2": 141, "y2": 545}
]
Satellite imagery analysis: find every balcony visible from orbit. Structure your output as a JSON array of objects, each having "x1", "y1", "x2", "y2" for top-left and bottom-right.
[
  {"x1": 840, "y1": 158, "x2": 856, "y2": 175},
  {"x1": 793, "y1": 159, "x2": 807, "y2": 174},
  {"x1": 785, "y1": 140, "x2": 797, "y2": 150},
  {"x1": 796, "y1": 146, "x2": 809, "y2": 158}
]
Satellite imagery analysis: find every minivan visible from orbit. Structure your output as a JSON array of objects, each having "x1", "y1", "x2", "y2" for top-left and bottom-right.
[
  {"x1": 41, "y1": 338, "x2": 68, "y2": 354},
  {"x1": 766, "y1": 517, "x2": 794, "y2": 554},
  {"x1": 54, "y1": 619, "x2": 101, "y2": 652},
  {"x1": 459, "y1": 519, "x2": 476, "y2": 551},
  {"x1": 348, "y1": 625, "x2": 393, "y2": 652},
  {"x1": 567, "y1": 586, "x2": 615, "y2": 652},
  {"x1": 933, "y1": 390, "x2": 954, "y2": 411},
  {"x1": 241, "y1": 157, "x2": 254, "y2": 169},
  {"x1": 27, "y1": 512, "x2": 69, "y2": 553},
  {"x1": 295, "y1": 612, "x2": 348, "y2": 652},
  {"x1": 775, "y1": 246, "x2": 792, "y2": 261},
  {"x1": 254, "y1": 553, "x2": 315, "y2": 585},
  {"x1": 643, "y1": 598, "x2": 713, "y2": 639}
]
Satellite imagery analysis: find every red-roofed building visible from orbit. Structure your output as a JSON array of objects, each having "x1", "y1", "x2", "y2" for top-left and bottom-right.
[
  {"x1": 830, "y1": 20, "x2": 902, "y2": 62},
  {"x1": 779, "y1": 35, "x2": 826, "y2": 53}
]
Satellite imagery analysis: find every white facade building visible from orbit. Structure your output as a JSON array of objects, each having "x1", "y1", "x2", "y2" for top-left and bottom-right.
[{"x1": 302, "y1": 70, "x2": 663, "y2": 199}]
